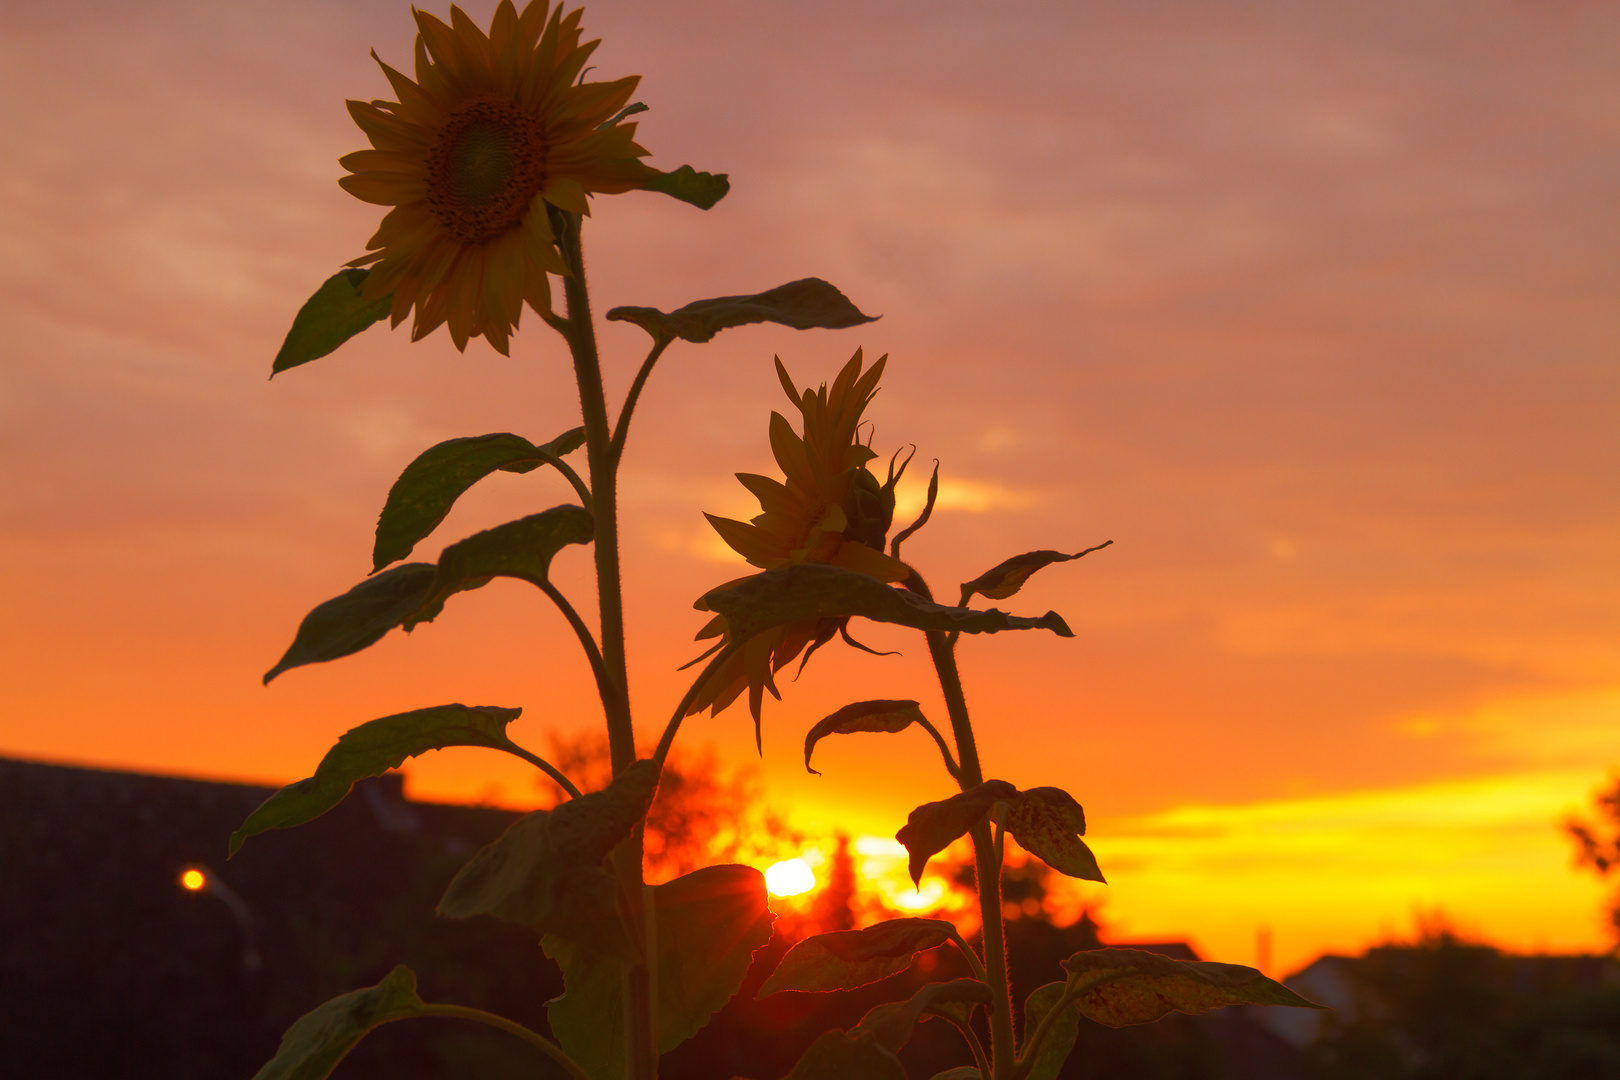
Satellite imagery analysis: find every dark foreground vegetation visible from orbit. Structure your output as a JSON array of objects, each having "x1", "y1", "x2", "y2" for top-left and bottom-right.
[{"x1": 4, "y1": 756, "x2": 1617, "y2": 1079}]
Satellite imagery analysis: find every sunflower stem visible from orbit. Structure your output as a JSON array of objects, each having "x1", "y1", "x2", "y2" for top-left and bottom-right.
[
  {"x1": 925, "y1": 624, "x2": 1016, "y2": 1080},
  {"x1": 558, "y1": 213, "x2": 657, "y2": 1080}
]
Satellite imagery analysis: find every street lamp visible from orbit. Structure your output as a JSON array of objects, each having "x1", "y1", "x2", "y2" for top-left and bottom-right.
[{"x1": 178, "y1": 864, "x2": 261, "y2": 975}]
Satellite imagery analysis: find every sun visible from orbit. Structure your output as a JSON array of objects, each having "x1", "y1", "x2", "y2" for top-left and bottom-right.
[{"x1": 765, "y1": 858, "x2": 817, "y2": 897}]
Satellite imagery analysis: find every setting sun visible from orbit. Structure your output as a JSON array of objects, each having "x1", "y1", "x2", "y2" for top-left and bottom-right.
[
  {"x1": 764, "y1": 858, "x2": 816, "y2": 897},
  {"x1": 179, "y1": 869, "x2": 205, "y2": 892}
]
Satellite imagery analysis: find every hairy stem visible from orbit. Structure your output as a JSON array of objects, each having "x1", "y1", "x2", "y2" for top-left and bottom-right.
[
  {"x1": 927, "y1": 627, "x2": 1015, "y2": 1080},
  {"x1": 415, "y1": 1004, "x2": 593, "y2": 1080},
  {"x1": 558, "y1": 215, "x2": 655, "y2": 1080}
]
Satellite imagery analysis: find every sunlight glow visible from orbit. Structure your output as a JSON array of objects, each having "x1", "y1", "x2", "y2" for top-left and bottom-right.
[
  {"x1": 765, "y1": 858, "x2": 816, "y2": 897},
  {"x1": 180, "y1": 868, "x2": 206, "y2": 892}
]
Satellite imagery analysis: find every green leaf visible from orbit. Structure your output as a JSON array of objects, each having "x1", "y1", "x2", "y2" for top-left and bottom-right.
[
  {"x1": 250, "y1": 964, "x2": 423, "y2": 1080},
  {"x1": 1021, "y1": 981, "x2": 1079, "y2": 1080},
  {"x1": 230, "y1": 704, "x2": 521, "y2": 856},
  {"x1": 403, "y1": 505, "x2": 594, "y2": 630},
  {"x1": 641, "y1": 164, "x2": 730, "y2": 209},
  {"x1": 546, "y1": 865, "x2": 775, "y2": 1080},
  {"x1": 703, "y1": 564, "x2": 1073, "y2": 648},
  {"x1": 606, "y1": 278, "x2": 876, "y2": 345},
  {"x1": 1061, "y1": 947, "x2": 1326, "y2": 1028},
  {"x1": 1005, "y1": 787, "x2": 1105, "y2": 883},
  {"x1": 958, "y1": 542, "x2": 1113, "y2": 606},
  {"x1": 781, "y1": 1029, "x2": 906, "y2": 1080},
  {"x1": 803, "y1": 700, "x2": 926, "y2": 776},
  {"x1": 264, "y1": 563, "x2": 438, "y2": 683},
  {"x1": 895, "y1": 780, "x2": 1017, "y2": 885},
  {"x1": 373, "y1": 429, "x2": 586, "y2": 571},
  {"x1": 438, "y1": 759, "x2": 659, "y2": 944},
  {"x1": 272, "y1": 268, "x2": 392, "y2": 376},
  {"x1": 850, "y1": 978, "x2": 992, "y2": 1054},
  {"x1": 759, "y1": 916, "x2": 956, "y2": 997}
]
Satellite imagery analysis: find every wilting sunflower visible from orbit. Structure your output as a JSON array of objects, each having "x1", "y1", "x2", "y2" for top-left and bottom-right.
[
  {"x1": 688, "y1": 349, "x2": 915, "y2": 739},
  {"x1": 340, "y1": 1, "x2": 652, "y2": 354}
]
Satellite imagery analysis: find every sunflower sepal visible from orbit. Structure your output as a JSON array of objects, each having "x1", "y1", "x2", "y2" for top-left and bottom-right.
[{"x1": 271, "y1": 268, "x2": 393, "y2": 376}]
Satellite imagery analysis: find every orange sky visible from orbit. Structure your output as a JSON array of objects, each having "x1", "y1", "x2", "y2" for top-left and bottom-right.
[{"x1": 2, "y1": 0, "x2": 1617, "y2": 975}]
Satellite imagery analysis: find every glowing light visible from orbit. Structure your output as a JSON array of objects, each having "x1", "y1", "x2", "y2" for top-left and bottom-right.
[
  {"x1": 892, "y1": 880, "x2": 946, "y2": 911},
  {"x1": 180, "y1": 869, "x2": 206, "y2": 892},
  {"x1": 765, "y1": 858, "x2": 816, "y2": 897}
]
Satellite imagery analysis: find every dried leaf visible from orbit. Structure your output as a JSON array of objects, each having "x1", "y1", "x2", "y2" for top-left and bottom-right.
[{"x1": 958, "y1": 543, "x2": 1112, "y2": 605}]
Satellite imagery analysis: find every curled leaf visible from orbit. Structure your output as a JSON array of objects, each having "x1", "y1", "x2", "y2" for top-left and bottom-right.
[
  {"x1": 438, "y1": 759, "x2": 659, "y2": 946},
  {"x1": 606, "y1": 278, "x2": 877, "y2": 345},
  {"x1": 272, "y1": 268, "x2": 392, "y2": 376},
  {"x1": 1062, "y1": 947, "x2": 1326, "y2": 1028},
  {"x1": 264, "y1": 563, "x2": 437, "y2": 683},
  {"x1": 958, "y1": 542, "x2": 1113, "y2": 606},
  {"x1": 373, "y1": 429, "x2": 585, "y2": 571},
  {"x1": 1005, "y1": 787, "x2": 1105, "y2": 883},
  {"x1": 230, "y1": 704, "x2": 522, "y2": 856},
  {"x1": 804, "y1": 700, "x2": 925, "y2": 775},
  {"x1": 759, "y1": 917, "x2": 956, "y2": 997},
  {"x1": 250, "y1": 964, "x2": 422, "y2": 1080},
  {"x1": 895, "y1": 780, "x2": 1017, "y2": 885}
]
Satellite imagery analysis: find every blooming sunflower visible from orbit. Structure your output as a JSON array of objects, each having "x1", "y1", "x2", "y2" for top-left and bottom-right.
[
  {"x1": 339, "y1": 1, "x2": 653, "y2": 354},
  {"x1": 688, "y1": 349, "x2": 915, "y2": 739}
]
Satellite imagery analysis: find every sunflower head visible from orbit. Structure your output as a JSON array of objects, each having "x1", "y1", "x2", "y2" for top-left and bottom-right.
[
  {"x1": 340, "y1": 1, "x2": 654, "y2": 354},
  {"x1": 687, "y1": 349, "x2": 915, "y2": 742}
]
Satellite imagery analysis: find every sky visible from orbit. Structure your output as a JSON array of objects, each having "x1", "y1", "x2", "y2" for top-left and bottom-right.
[{"x1": 2, "y1": 0, "x2": 1617, "y2": 975}]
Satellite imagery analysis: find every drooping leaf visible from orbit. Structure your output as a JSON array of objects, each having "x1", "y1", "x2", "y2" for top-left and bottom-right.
[
  {"x1": 403, "y1": 505, "x2": 594, "y2": 630},
  {"x1": 230, "y1": 704, "x2": 521, "y2": 856},
  {"x1": 373, "y1": 429, "x2": 586, "y2": 571},
  {"x1": 1061, "y1": 947, "x2": 1326, "y2": 1028},
  {"x1": 438, "y1": 759, "x2": 659, "y2": 945},
  {"x1": 759, "y1": 917, "x2": 957, "y2": 997},
  {"x1": 703, "y1": 564, "x2": 1072, "y2": 648},
  {"x1": 606, "y1": 278, "x2": 876, "y2": 346},
  {"x1": 272, "y1": 268, "x2": 392, "y2": 376},
  {"x1": 1021, "y1": 981, "x2": 1080, "y2": 1080},
  {"x1": 850, "y1": 978, "x2": 992, "y2": 1055},
  {"x1": 641, "y1": 164, "x2": 730, "y2": 210},
  {"x1": 1005, "y1": 787, "x2": 1105, "y2": 883},
  {"x1": 803, "y1": 700, "x2": 926, "y2": 775},
  {"x1": 781, "y1": 1029, "x2": 907, "y2": 1080},
  {"x1": 264, "y1": 563, "x2": 438, "y2": 683},
  {"x1": 958, "y1": 542, "x2": 1113, "y2": 605},
  {"x1": 250, "y1": 964, "x2": 423, "y2": 1080},
  {"x1": 895, "y1": 780, "x2": 1017, "y2": 885},
  {"x1": 546, "y1": 865, "x2": 774, "y2": 1080}
]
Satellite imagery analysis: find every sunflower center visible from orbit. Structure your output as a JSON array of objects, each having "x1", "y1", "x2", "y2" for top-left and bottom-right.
[{"x1": 427, "y1": 99, "x2": 548, "y2": 243}]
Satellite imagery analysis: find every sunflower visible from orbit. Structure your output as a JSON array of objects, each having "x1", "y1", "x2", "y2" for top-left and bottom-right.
[
  {"x1": 339, "y1": 1, "x2": 652, "y2": 354},
  {"x1": 688, "y1": 349, "x2": 915, "y2": 739}
]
